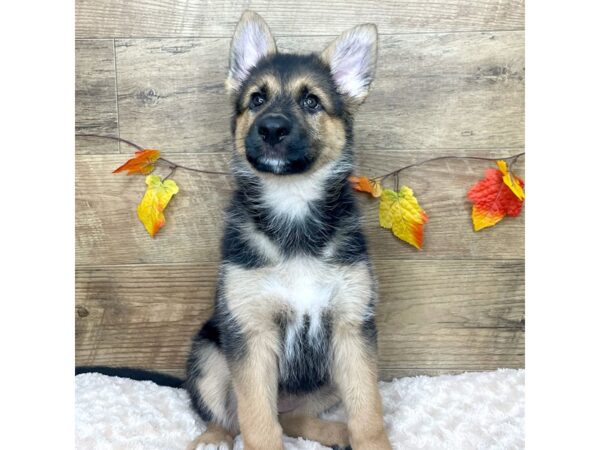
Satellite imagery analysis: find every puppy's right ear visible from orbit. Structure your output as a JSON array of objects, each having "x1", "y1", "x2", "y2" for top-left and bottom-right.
[{"x1": 226, "y1": 11, "x2": 277, "y2": 93}]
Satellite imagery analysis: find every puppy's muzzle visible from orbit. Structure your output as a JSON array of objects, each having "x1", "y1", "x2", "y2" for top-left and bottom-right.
[{"x1": 257, "y1": 114, "x2": 292, "y2": 147}]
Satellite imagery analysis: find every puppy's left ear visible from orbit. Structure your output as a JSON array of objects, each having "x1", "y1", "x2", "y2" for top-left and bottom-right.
[{"x1": 320, "y1": 24, "x2": 378, "y2": 107}]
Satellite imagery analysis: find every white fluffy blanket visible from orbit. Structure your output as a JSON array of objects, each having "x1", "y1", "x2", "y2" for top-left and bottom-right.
[{"x1": 75, "y1": 369, "x2": 524, "y2": 450}]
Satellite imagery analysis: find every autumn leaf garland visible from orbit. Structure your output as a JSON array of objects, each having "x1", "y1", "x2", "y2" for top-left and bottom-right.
[
  {"x1": 111, "y1": 148, "x2": 179, "y2": 237},
  {"x1": 350, "y1": 157, "x2": 524, "y2": 249},
  {"x1": 102, "y1": 134, "x2": 524, "y2": 245}
]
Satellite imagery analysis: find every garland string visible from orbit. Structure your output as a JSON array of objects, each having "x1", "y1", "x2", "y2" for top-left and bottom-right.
[
  {"x1": 77, "y1": 133, "x2": 229, "y2": 178},
  {"x1": 77, "y1": 133, "x2": 524, "y2": 183}
]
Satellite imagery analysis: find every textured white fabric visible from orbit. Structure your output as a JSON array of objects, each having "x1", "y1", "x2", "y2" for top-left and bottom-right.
[{"x1": 76, "y1": 368, "x2": 524, "y2": 450}]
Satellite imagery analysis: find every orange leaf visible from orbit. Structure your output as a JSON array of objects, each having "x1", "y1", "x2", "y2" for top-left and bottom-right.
[
  {"x1": 113, "y1": 149, "x2": 161, "y2": 175},
  {"x1": 349, "y1": 176, "x2": 382, "y2": 198}
]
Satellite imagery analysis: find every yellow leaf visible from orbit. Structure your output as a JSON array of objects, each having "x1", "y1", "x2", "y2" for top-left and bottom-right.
[
  {"x1": 379, "y1": 189, "x2": 398, "y2": 229},
  {"x1": 137, "y1": 175, "x2": 179, "y2": 237},
  {"x1": 471, "y1": 204, "x2": 504, "y2": 231},
  {"x1": 379, "y1": 187, "x2": 428, "y2": 249},
  {"x1": 496, "y1": 160, "x2": 525, "y2": 201}
]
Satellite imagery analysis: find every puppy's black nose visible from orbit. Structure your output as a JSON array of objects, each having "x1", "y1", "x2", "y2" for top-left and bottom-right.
[{"x1": 257, "y1": 115, "x2": 291, "y2": 146}]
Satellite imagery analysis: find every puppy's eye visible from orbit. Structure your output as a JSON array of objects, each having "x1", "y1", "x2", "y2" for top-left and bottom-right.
[
  {"x1": 302, "y1": 94, "x2": 320, "y2": 111},
  {"x1": 250, "y1": 92, "x2": 266, "y2": 110}
]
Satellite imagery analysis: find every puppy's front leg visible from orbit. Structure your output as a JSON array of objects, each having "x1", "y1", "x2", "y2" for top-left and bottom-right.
[
  {"x1": 332, "y1": 325, "x2": 392, "y2": 450},
  {"x1": 231, "y1": 330, "x2": 283, "y2": 450}
]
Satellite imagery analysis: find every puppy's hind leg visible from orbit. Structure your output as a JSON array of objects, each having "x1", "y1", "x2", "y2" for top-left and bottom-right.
[
  {"x1": 279, "y1": 387, "x2": 351, "y2": 449},
  {"x1": 280, "y1": 414, "x2": 350, "y2": 449},
  {"x1": 186, "y1": 319, "x2": 238, "y2": 450}
]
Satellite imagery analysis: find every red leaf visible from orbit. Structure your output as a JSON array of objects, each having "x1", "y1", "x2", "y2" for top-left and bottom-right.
[{"x1": 467, "y1": 168, "x2": 524, "y2": 231}]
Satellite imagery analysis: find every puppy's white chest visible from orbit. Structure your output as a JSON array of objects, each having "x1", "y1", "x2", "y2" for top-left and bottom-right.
[{"x1": 262, "y1": 258, "x2": 339, "y2": 316}]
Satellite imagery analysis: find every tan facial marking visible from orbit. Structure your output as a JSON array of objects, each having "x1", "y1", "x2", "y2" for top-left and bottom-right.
[
  {"x1": 263, "y1": 74, "x2": 281, "y2": 98},
  {"x1": 309, "y1": 113, "x2": 346, "y2": 171},
  {"x1": 286, "y1": 75, "x2": 311, "y2": 97},
  {"x1": 234, "y1": 110, "x2": 252, "y2": 157},
  {"x1": 242, "y1": 73, "x2": 281, "y2": 107},
  {"x1": 286, "y1": 75, "x2": 334, "y2": 112}
]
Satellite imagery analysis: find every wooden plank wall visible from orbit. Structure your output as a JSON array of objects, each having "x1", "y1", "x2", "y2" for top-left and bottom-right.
[{"x1": 75, "y1": 0, "x2": 525, "y2": 380}]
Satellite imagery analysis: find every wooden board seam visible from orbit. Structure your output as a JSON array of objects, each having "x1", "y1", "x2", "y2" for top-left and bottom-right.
[
  {"x1": 76, "y1": 258, "x2": 526, "y2": 269},
  {"x1": 76, "y1": 29, "x2": 525, "y2": 40}
]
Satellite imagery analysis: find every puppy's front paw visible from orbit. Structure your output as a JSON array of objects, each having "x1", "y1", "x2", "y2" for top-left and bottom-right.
[
  {"x1": 187, "y1": 433, "x2": 233, "y2": 450},
  {"x1": 350, "y1": 432, "x2": 392, "y2": 450},
  {"x1": 191, "y1": 444, "x2": 231, "y2": 450}
]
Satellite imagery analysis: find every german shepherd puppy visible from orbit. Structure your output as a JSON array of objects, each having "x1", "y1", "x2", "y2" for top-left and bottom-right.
[{"x1": 186, "y1": 11, "x2": 392, "y2": 450}]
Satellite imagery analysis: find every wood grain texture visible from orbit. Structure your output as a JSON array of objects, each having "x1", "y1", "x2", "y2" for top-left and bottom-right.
[
  {"x1": 75, "y1": 260, "x2": 524, "y2": 379},
  {"x1": 76, "y1": 151, "x2": 524, "y2": 266},
  {"x1": 75, "y1": 2, "x2": 525, "y2": 378},
  {"x1": 76, "y1": 40, "x2": 119, "y2": 154},
  {"x1": 76, "y1": 0, "x2": 524, "y2": 38},
  {"x1": 113, "y1": 32, "x2": 524, "y2": 153}
]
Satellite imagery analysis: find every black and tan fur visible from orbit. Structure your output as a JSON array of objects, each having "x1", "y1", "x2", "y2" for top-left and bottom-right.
[{"x1": 186, "y1": 11, "x2": 392, "y2": 450}]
